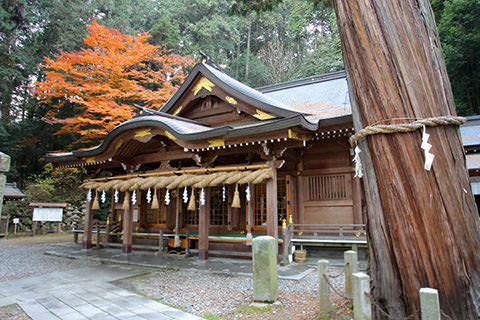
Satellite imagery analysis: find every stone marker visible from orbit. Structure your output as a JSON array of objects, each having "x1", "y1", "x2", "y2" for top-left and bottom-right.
[
  {"x1": 344, "y1": 250, "x2": 358, "y2": 298},
  {"x1": 419, "y1": 288, "x2": 440, "y2": 320},
  {"x1": 253, "y1": 236, "x2": 278, "y2": 303},
  {"x1": 0, "y1": 152, "x2": 11, "y2": 230},
  {"x1": 318, "y1": 259, "x2": 330, "y2": 313},
  {"x1": 353, "y1": 272, "x2": 371, "y2": 320}
]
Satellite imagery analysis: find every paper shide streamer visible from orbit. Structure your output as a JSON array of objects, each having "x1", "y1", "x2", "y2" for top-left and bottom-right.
[
  {"x1": 421, "y1": 125, "x2": 435, "y2": 171},
  {"x1": 245, "y1": 185, "x2": 251, "y2": 202},
  {"x1": 101, "y1": 190, "x2": 106, "y2": 204},
  {"x1": 200, "y1": 187, "x2": 205, "y2": 205},
  {"x1": 183, "y1": 187, "x2": 188, "y2": 204},
  {"x1": 146, "y1": 188, "x2": 152, "y2": 204},
  {"x1": 353, "y1": 145, "x2": 363, "y2": 178},
  {"x1": 114, "y1": 189, "x2": 119, "y2": 203},
  {"x1": 165, "y1": 189, "x2": 170, "y2": 205},
  {"x1": 131, "y1": 190, "x2": 137, "y2": 205}
]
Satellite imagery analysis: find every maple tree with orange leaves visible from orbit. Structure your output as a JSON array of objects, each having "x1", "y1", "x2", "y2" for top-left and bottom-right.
[{"x1": 35, "y1": 20, "x2": 192, "y2": 144}]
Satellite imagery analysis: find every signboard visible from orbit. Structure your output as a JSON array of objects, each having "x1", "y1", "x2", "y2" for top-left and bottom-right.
[
  {"x1": 13, "y1": 218, "x2": 19, "y2": 224},
  {"x1": 32, "y1": 207, "x2": 63, "y2": 222}
]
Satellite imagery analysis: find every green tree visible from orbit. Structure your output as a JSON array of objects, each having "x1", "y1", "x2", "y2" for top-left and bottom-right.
[{"x1": 435, "y1": 0, "x2": 480, "y2": 115}]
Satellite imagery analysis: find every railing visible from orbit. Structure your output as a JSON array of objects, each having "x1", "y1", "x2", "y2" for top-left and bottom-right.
[{"x1": 282, "y1": 223, "x2": 367, "y2": 265}]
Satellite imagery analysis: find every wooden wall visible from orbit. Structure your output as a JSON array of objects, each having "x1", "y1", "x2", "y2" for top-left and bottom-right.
[{"x1": 298, "y1": 138, "x2": 356, "y2": 225}]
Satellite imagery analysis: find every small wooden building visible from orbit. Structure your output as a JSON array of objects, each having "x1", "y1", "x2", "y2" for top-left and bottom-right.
[{"x1": 45, "y1": 59, "x2": 365, "y2": 259}]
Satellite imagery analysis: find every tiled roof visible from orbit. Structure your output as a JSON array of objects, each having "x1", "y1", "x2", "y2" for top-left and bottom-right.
[{"x1": 4, "y1": 183, "x2": 26, "y2": 200}]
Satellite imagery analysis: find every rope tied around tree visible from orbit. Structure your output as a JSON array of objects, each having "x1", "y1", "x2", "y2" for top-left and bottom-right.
[{"x1": 349, "y1": 116, "x2": 466, "y2": 148}]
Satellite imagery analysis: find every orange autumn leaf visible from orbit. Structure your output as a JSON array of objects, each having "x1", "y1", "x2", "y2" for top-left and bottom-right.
[{"x1": 34, "y1": 20, "x2": 193, "y2": 145}]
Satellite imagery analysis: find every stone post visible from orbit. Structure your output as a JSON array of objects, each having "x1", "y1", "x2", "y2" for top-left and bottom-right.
[
  {"x1": 281, "y1": 219, "x2": 290, "y2": 265},
  {"x1": 253, "y1": 236, "x2": 278, "y2": 303},
  {"x1": 0, "y1": 152, "x2": 11, "y2": 234},
  {"x1": 353, "y1": 272, "x2": 371, "y2": 320},
  {"x1": 419, "y1": 288, "x2": 440, "y2": 320},
  {"x1": 318, "y1": 259, "x2": 330, "y2": 314},
  {"x1": 345, "y1": 250, "x2": 358, "y2": 298}
]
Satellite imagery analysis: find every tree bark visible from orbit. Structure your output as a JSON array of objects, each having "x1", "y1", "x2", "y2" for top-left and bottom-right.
[{"x1": 333, "y1": 0, "x2": 480, "y2": 318}]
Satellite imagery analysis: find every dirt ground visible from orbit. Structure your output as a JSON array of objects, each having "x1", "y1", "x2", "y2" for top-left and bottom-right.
[{"x1": 0, "y1": 233, "x2": 73, "y2": 245}]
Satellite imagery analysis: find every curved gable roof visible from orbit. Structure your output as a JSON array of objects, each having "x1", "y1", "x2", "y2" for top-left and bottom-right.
[{"x1": 160, "y1": 62, "x2": 305, "y2": 118}]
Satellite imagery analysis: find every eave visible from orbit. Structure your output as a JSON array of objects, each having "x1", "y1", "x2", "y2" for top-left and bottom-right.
[{"x1": 45, "y1": 113, "x2": 354, "y2": 166}]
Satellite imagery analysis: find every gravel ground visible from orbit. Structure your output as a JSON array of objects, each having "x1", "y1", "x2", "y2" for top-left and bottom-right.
[
  {"x1": 0, "y1": 237, "x2": 353, "y2": 319},
  {"x1": 115, "y1": 266, "x2": 351, "y2": 319},
  {"x1": 0, "y1": 241, "x2": 96, "y2": 282}
]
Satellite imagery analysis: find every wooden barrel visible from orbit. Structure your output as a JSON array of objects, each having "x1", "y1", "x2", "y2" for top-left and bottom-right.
[{"x1": 294, "y1": 249, "x2": 307, "y2": 262}]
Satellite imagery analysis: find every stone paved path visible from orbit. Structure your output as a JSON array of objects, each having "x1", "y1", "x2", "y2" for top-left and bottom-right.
[{"x1": 0, "y1": 264, "x2": 202, "y2": 320}]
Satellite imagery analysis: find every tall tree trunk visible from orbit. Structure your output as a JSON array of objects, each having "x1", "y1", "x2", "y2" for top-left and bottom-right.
[
  {"x1": 245, "y1": 22, "x2": 251, "y2": 82},
  {"x1": 333, "y1": 0, "x2": 480, "y2": 319}
]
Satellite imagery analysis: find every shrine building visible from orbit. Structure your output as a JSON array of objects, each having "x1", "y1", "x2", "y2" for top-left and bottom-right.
[{"x1": 44, "y1": 58, "x2": 372, "y2": 259}]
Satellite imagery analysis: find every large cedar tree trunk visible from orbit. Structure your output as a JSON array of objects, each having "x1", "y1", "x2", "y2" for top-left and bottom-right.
[{"x1": 333, "y1": 0, "x2": 480, "y2": 318}]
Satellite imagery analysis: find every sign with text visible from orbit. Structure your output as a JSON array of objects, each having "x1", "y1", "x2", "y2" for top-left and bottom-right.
[{"x1": 33, "y1": 207, "x2": 63, "y2": 222}]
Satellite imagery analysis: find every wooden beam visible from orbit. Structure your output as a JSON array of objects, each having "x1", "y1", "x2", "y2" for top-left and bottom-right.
[
  {"x1": 82, "y1": 198, "x2": 93, "y2": 250},
  {"x1": 132, "y1": 149, "x2": 194, "y2": 164},
  {"x1": 266, "y1": 165, "x2": 278, "y2": 239},
  {"x1": 199, "y1": 187, "x2": 211, "y2": 260}
]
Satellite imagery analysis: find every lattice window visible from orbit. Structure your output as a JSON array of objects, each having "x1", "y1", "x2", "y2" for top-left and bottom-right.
[
  {"x1": 210, "y1": 186, "x2": 228, "y2": 225},
  {"x1": 306, "y1": 175, "x2": 347, "y2": 201},
  {"x1": 254, "y1": 177, "x2": 287, "y2": 226},
  {"x1": 145, "y1": 189, "x2": 167, "y2": 225},
  {"x1": 254, "y1": 183, "x2": 267, "y2": 226}
]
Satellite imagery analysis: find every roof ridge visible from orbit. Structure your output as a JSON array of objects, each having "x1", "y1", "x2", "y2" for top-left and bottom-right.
[{"x1": 256, "y1": 70, "x2": 347, "y2": 93}]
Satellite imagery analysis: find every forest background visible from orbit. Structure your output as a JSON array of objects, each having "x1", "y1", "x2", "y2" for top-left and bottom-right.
[{"x1": 0, "y1": 0, "x2": 478, "y2": 226}]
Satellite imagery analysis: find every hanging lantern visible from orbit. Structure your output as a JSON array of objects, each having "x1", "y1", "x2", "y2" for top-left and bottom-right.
[
  {"x1": 151, "y1": 188, "x2": 159, "y2": 209},
  {"x1": 183, "y1": 187, "x2": 188, "y2": 203},
  {"x1": 87, "y1": 189, "x2": 92, "y2": 202},
  {"x1": 222, "y1": 185, "x2": 226, "y2": 202},
  {"x1": 101, "y1": 190, "x2": 106, "y2": 204},
  {"x1": 200, "y1": 188, "x2": 206, "y2": 206},
  {"x1": 122, "y1": 191, "x2": 130, "y2": 210},
  {"x1": 188, "y1": 188, "x2": 196, "y2": 211},
  {"x1": 231, "y1": 184, "x2": 241, "y2": 208},
  {"x1": 146, "y1": 188, "x2": 152, "y2": 204},
  {"x1": 92, "y1": 191, "x2": 100, "y2": 210},
  {"x1": 114, "y1": 189, "x2": 119, "y2": 203},
  {"x1": 165, "y1": 189, "x2": 170, "y2": 205}
]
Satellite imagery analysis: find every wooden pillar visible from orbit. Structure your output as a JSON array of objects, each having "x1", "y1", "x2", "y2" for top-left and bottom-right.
[
  {"x1": 82, "y1": 198, "x2": 93, "y2": 250},
  {"x1": 295, "y1": 158, "x2": 304, "y2": 224},
  {"x1": 266, "y1": 167, "x2": 278, "y2": 239},
  {"x1": 199, "y1": 187, "x2": 211, "y2": 260},
  {"x1": 246, "y1": 183, "x2": 254, "y2": 234},
  {"x1": 122, "y1": 205, "x2": 133, "y2": 254},
  {"x1": 352, "y1": 174, "x2": 363, "y2": 225},
  {"x1": 32, "y1": 221, "x2": 37, "y2": 237}
]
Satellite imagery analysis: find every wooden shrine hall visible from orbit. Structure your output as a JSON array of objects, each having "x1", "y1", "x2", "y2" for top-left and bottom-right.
[{"x1": 45, "y1": 58, "x2": 364, "y2": 259}]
